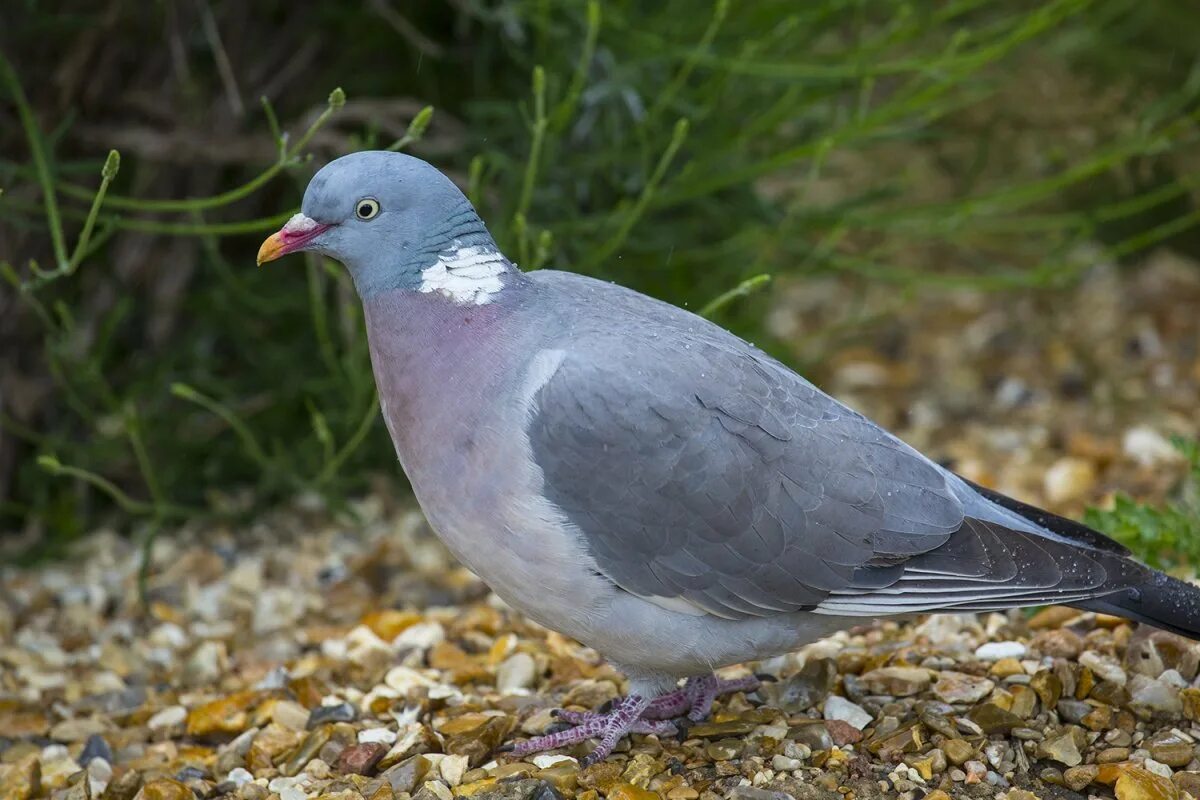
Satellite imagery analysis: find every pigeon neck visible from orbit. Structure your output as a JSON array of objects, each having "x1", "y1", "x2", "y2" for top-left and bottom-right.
[{"x1": 353, "y1": 202, "x2": 523, "y2": 305}]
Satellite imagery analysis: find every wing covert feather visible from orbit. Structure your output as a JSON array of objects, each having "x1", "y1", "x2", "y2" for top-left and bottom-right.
[{"x1": 526, "y1": 329, "x2": 964, "y2": 619}]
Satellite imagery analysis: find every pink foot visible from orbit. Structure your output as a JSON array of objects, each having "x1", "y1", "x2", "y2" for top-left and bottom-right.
[
  {"x1": 500, "y1": 673, "x2": 763, "y2": 764},
  {"x1": 499, "y1": 695, "x2": 674, "y2": 765}
]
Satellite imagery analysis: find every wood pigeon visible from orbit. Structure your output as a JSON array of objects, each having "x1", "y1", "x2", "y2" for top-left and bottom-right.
[{"x1": 259, "y1": 151, "x2": 1200, "y2": 763}]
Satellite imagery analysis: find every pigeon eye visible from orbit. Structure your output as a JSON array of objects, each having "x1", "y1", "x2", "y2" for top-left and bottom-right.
[{"x1": 355, "y1": 198, "x2": 380, "y2": 220}]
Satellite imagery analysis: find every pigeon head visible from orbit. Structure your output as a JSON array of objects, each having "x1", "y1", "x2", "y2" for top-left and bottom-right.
[{"x1": 258, "y1": 151, "x2": 509, "y2": 302}]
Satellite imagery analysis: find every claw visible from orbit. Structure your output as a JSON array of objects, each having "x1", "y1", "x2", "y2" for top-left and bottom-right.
[{"x1": 495, "y1": 742, "x2": 514, "y2": 753}]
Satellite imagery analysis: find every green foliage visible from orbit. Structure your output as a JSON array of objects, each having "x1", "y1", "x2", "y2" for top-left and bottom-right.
[
  {"x1": 1, "y1": 1, "x2": 1199, "y2": 554},
  {"x1": 1085, "y1": 440, "x2": 1200, "y2": 570}
]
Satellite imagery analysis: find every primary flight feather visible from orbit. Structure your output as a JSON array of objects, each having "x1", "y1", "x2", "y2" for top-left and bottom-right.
[{"x1": 260, "y1": 151, "x2": 1200, "y2": 764}]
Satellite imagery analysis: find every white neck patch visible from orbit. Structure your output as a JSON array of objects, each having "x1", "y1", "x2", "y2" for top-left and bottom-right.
[{"x1": 419, "y1": 245, "x2": 507, "y2": 305}]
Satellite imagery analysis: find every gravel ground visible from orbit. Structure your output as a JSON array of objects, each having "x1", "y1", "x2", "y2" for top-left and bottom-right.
[
  {"x1": 2, "y1": 498, "x2": 1200, "y2": 800},
  {"x1": 3, "y1": 256, "x2": 1199, "y2": 800}
]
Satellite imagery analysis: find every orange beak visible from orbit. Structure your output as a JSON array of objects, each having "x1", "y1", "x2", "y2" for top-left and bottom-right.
[{"x1": 257, "y1": 213, "x2": 331, "y2": 265}]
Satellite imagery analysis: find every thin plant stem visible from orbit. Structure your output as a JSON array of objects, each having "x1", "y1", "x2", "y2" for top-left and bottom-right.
[
  {"x1": 551, "y1": 0, "x2": 600, "y2": 131},
  {"x1": 171, "y1": 383, "x2": 274, "y2": 473},
  {"x1": 646, "y1": 0, "x2": 728, "y2": 123},
  {"x1": 386, "y1": 105, "x2": 434, "y2": 151},
  {"x1": 1, "y1": 49, "x2": 68, "y2": 269},
  {"x1": 315, "y1": 392, "x2": 380, "y2": 486},
  {"x1": 700, "y1": 274, "x2": 772, "y2": 318},
  {"x1": 56, "y1": 88, "x2": 345, "y2": 212},
  {"x1": 65, "y1": 150, "x2": 120, "y2": 271},
  {"x1": 516, "y1": 66, "x2": 548, "y2": 266},
  {"x1": 584, "y1": 118, "x2": 690, "y2": 270}
]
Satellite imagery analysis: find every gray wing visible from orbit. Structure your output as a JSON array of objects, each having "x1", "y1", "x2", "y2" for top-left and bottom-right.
[{"x1": 527, "y1": 327, "x2": 1129, "y2": 619}]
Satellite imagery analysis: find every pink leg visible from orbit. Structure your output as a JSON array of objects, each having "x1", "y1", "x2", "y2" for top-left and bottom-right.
[
  {"x1": 501, "y1": 674, "x2": 763, "y2": 763},
  {"x1": 500, "y1": 694, "x2": 673, "y2": 766},
  {"x1": 682, "y1": 673, "x2": 762, "y2": 722},
  {"x1": 549, "y1": 673, "x2": 763, "y2": 725}
]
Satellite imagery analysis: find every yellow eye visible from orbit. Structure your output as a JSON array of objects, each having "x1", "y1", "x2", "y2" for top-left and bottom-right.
[{"x1": 355, "y1": 198, "x2": 380, "y2": 220}]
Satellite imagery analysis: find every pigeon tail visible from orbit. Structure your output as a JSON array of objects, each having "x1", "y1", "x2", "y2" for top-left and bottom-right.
[{"x1": 1072, "y1": 569, "x2": 1200, "y2": 640}]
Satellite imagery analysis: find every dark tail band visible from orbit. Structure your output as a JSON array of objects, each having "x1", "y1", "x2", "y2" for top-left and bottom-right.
[{"x1": 1073, "y1": 570, "x2": 1200, "y2": 640}]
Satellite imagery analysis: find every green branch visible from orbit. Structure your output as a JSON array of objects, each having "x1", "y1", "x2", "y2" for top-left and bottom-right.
[{"x1": 56, "y1": 88, "x2": 346, "y2": 213}]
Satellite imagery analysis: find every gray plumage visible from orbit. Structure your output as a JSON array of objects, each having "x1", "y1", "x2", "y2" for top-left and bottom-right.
[{"x1": 261, "y1": 150, "x2": 1200, "y2": 761}]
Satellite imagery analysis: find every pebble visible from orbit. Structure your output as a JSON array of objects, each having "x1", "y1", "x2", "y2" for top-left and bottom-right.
[
  {"x1": 1080, "y1": 651, "x2": 1128, "y2": 686},
  {"x1": 975, "y1": 641, "x2": 1027, "y2": 661},
  {"x1": 1130, "y1": 674, "x2": 1184, "y2": 713},
  {"x1": 226, "y1": 768, "x2": 253, "y2": 787},
  {"x1": 86, "y1": 758, "x2": 113, "y2": 796},
  {"x1": 933, "y1": 671, "x2": 995, "y2": 703},
  {"x1": 439, "y1": 753, "x2": 469, "y2": 786},
  {"x1": 1043, "y1": 456, "x2": 1097, "y2": 503},
  {"x1": 771, "y1": 754, "x2": 803, "y2": 771},
  {"x1": 78, "y1": 734, "x2": 113, "y2": 766},
  {"x1": 337, "y1": 742, "x2": 387, "y2": 775},
  {"x1": 148, "y1": 705, "x2": 188, "y2": 730},
  {"x1": 359, "y1": 727, "x2": 399, "y2": 745},
  {"x1": 859, "y1": 666, "x2": 931, "y2": 696},
  {"x1": 496, "y1": 652, "x2": 537, "y2": 692},
  {"x1": 1064, "y1": 764, "x2": 1099, "y2": 791},
  {"x1": 823, "y1": 695, "x2": 873, "y2": 729},
  {"x1": 1123, "y1": 426, "x2": 1183, "y2": 467},
  {"x1": 308, "y1": 701, "x2": 357, "y2": 728},
  {"x1": 270, "y1": 700, "x2": 311, "y2": 731}
]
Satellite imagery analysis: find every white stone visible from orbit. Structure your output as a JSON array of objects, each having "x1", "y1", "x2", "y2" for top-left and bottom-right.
[
  {"x1": 530, "y1": 754, "x2": 577, "y2": 769},
  {"x1": 226, "y1": 768, "x2": 254, "y2": 787},
  {"x1": 440, "y1": 753, "x2": 469, "y2": 786},
  {"x1": 269, "y1": 775, "x2": 308, "y2": 792},
  {"x1": 149, "y1": 622, "x2": 188, "y2": 649},
  {"x1": 1161, "y1": 669, "x2": 1189, "y2": 688},
  {"x1": 1123, "y1": 426, "x2": 1183, "y2": 467},
  {"x1": 974, "y1": 641, "x2": 1026, "y2": 661},
  {"x1": 253, "y1": 587, "x2": 305, "y2": 634},
  {"x1": 393, "y1": 620, "x2": 445, "y2": 650},
  {"x1": 1079, "y1": 651, "x2": 1127, "y2": 686},
  {"x1": 358, "y1": 727, "x2": 398, "y2": 745},
  {"x1": 823, "y1": 695, "x2": 873, "y2": 730},
  {"x1": 343, "y1": 624, "x2": 392, "y2": 666},
  {"x1": 771, "y1": 755, "x2": 803, "y2": 771},
  {"x1": 496, "y1": 652, "x2": 537, "y2": 692},
  {"x1": 184, "y1": 640, "x2": 226, "y2": 683},
  {"x1": 1143, "y1": 758, "x2": 1174, "y2": 778},
  {"x1": 1043, "y1": 457, "x2": 1096, "y2": 504},
  {"x1": 1129, "y1": 674, "x2": 1182, "y2": 713},
  {"x1": 147, "y1": 705, "x2": 187, "y2": 730},
  {"x1": 87, "y1": 758, "x2": 113, "y2": 796},
  {"x1": 383, "y1": 666, "x2": 436, "y2": 694}
]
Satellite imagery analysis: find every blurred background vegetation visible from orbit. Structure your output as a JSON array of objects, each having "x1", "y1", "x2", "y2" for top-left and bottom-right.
[{"x1": 2, "y1": 0, "x2": 1199, "y2": 563}]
